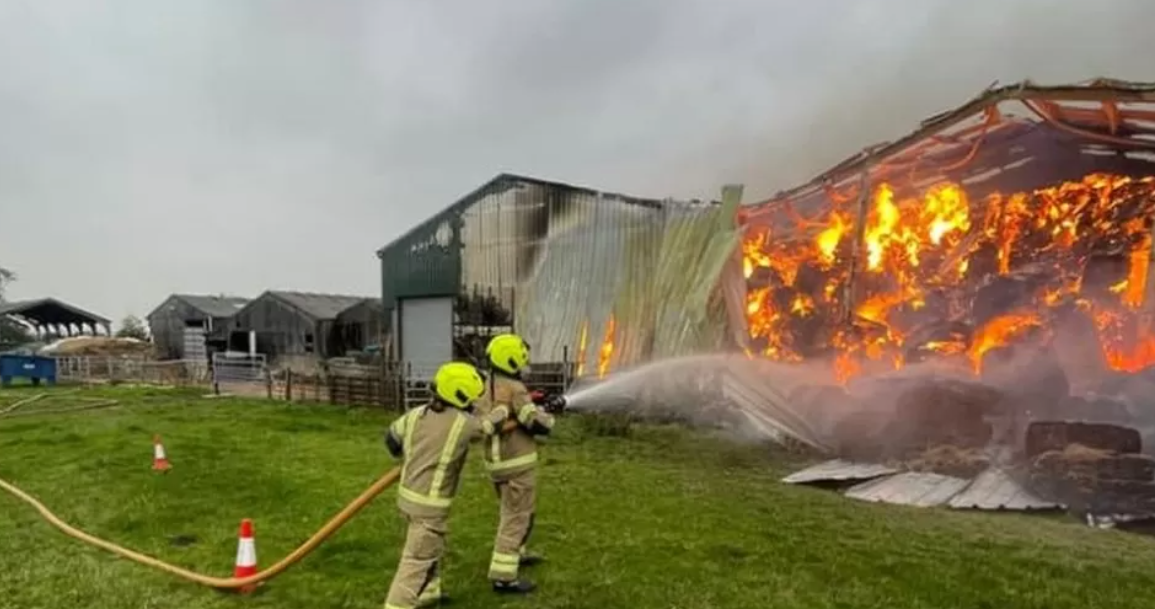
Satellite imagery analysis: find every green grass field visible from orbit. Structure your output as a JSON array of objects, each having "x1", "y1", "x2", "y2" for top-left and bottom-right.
[{"x1": 2, "y1": 385, "x2": 1155, "y2": 609}]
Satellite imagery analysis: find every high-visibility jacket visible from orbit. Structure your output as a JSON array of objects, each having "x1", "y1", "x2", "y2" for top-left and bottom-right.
[
  {"x1": 475, "y1": 373, "x2": 555, "y2": 481},
  {"x1": 385, "y1": 403, "x2": 506, "y2": 518}
]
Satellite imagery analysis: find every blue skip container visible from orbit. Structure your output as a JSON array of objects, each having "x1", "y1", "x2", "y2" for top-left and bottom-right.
[{"x1": 0, "y1": 354, "x2": 57, "y2": 387}]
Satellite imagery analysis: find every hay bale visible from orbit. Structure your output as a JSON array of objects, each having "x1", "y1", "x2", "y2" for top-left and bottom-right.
[
  {"x1": 1025, "y1": 421, "x2": 1142, "y2": 458},
  {"x1": 904, "y1": 445, "x2": 992, "y2": 478},
  {"x1": 885, "y1": 378, "x2": 998, "y2": 456},
  {"x1": 1032, "y1": 445, "x2": 1155, "y2": 481},
  {"x1": 832, "y1": 409, "x2": 893, "y2": 462},
  {"x1": 1029, "y1": 443, "x2": 1155, "y2": 512}
]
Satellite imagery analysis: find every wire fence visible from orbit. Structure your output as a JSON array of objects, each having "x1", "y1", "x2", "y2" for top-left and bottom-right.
[{"x1": 48, "y1": 355, "x2": 576, "y2": 412}]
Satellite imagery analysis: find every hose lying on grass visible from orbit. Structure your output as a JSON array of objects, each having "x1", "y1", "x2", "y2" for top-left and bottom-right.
[
  {"x1": 0, "y1": 392, "x2": 120, "y2": 419},
  {"x1": 0, "y1": 393, "x2": 47, "y2": 415},
  {"x1": 0, "y1": 416, "x2": 518, "y2": 590},
  {"x1": 0, "y1": 468, "x2": 401, "y2": 590}
]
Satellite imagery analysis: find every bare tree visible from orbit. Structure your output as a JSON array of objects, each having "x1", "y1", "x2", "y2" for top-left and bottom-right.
[
  {"x1": 0, "y1": 267, "x2": 31, "y2": 346},
  {"x1": 0, "y1": 266, "x2": 13, "y2": 301}
]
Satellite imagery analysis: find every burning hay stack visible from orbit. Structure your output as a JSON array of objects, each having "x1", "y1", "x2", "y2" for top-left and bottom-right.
[{"x1": 742, "y1": 79, "x2": 1155, "y2": 518}]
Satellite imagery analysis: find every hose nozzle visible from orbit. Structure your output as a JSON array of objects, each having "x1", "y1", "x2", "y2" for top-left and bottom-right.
[{"x1": 543, "y1": 394, "x2": 568, "y2": 414}]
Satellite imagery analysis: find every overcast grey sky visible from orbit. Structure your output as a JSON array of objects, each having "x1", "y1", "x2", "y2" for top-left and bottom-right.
[{"x1": 1, "y1": 0, "x2": 1152, "y2": 325}]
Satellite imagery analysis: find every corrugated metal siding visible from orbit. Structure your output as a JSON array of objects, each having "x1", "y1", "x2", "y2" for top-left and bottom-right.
[
  {"x1": 379, "y1": 175, "x2": 742, "y2": 373},
  {"x1": 514, "y1": 186, "x2": 743, "y2": 372},
  {"x1": 513, "y1": 191, "x2": 661, "y2": 368},
  {"x1": 723, "y1": 358, "x2": 830, "y2": 451}
]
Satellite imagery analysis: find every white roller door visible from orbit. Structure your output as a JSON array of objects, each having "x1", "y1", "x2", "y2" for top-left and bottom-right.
[{"x1": 399, "y1": 297, "x2": 453, "y2": 379}]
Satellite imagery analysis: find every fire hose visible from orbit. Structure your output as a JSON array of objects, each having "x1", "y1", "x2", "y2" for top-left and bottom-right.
[
  {"x1": 0, "y1": 405, "x2": 567, "y2": 591},
  {"x1": 0, "y1": 468, "x2": 401, "y2": 590}
]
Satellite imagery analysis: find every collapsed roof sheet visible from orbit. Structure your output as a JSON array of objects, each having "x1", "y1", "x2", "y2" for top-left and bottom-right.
[
  {"x1": 784, "y1": 462, "x2": 1066, "y2": 512},
  {"x1": 844, "y1": 472, "x2": 971, "y2": 507},
  {"x1": 781, "y1": 459, "x2": 899, "y2": 484},
  {"x1": 947, "y1": 468, "x2": 1063, "y2": 511}
]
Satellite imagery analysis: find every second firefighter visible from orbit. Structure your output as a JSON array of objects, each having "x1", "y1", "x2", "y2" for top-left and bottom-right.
[{"x1": 476, "y1": 333, "x2": 556, "y2": 594}]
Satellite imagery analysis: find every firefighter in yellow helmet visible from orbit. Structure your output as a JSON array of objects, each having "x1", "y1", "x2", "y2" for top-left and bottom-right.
[
  {"x1": 383, "y1": 361, "x2": 510, "y2": 609},
  {"x1": 475, "y1": 333, "x2": 559, "y2": 594}
]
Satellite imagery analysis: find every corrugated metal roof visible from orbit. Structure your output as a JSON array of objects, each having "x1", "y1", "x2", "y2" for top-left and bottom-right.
[
  {"x1": 268, "y1": 291, "x2": 379, "y2": 321},
  {"x1": 948, "y1": 468, "x2": 1063, "y2": 511},
  {"x1": 0, "y1": 298, "x2": 111, "y2": 325},
  {"x1": 376, "y1": 172, "x2": 670, "y2": 257},
  {"x1": 174, "y1": 294, "x2": 249, "y2": 318},
  {"x1": 749, "y1": 78, "x2": 1155, "y2": 211},
  {"x1": 845, "y1": 472, "x2": 971, "y2": 507},
  {"x1": 782, "y1": 459, "x2": 898, "y2": 484}
]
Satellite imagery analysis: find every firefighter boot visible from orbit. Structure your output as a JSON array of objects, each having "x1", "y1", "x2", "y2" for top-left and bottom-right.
[
  {"x1": 492, "y1": 579, "x2": 536, "y2": 595},
  {"x1": 519, "y1": 546, "x2": 544, "y2": 567}
]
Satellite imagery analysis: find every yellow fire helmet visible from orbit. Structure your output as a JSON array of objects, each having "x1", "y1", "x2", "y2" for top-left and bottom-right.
[
  {"x1": 433, "y1": 361, "x2": 486, "y2": 409},
  {"x1": 486, "y1": 333, "x2": 530, "y2": 375}
]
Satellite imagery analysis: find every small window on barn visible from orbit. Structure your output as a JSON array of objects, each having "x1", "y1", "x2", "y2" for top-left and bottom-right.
[{"x1": 304, "y1": 333, "x2": 314, "y2": 353}]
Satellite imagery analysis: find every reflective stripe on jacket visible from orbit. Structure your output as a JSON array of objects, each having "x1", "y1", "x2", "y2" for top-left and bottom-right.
[
  {"x1": 386, "y1": 403, "x2": 505, "y2": 517},
  {"x1": 475, "y1": 374, "x2": 555, "y2": 480}
]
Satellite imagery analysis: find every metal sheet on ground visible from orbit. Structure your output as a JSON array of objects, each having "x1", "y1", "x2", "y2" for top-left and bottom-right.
[
  {"x1": 844, "y1": 472, "x2": 971, "y2": 507},
  {"x1": 948, "y1": 468, "x2": 1064, "y2": 511},
  {"x1": 781, "y1": 459, "x2": 900, "y2": 484}
]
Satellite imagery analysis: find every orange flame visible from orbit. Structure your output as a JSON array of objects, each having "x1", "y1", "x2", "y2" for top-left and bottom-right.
[
  {"x1": 967, "y1": 312, "x2": 1043, "y2": 374},
  {"x1": 575, "y1": 320, "x2": 589, "y2": 377},
  {"x1": 597, "y1": 315, "x2": 616, "y2": 379},
  {"x1": 740, "y1": 172, "x2": 1155, "y2": 383}
]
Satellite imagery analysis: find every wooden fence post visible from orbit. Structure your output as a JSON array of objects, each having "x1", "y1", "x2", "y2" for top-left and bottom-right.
[{"x1": 286, "y1": 369, "x2": 294, "y2": 402}]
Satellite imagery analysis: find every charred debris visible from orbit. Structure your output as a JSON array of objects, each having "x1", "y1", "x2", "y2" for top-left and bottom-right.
[{"x1": 734, "y1": 79, "x2": 1155, "y2": 524}]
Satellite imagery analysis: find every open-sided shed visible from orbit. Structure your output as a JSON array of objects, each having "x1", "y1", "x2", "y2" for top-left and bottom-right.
[{"x1": 0, "y1": 298, "x2": 111, "y2": 338}]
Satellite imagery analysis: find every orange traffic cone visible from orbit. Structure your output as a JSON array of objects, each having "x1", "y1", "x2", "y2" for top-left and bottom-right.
[
  {"x1": 233, "y1": 518, "x2": 259, "y2": 594},
  {"x1": 152, "y1": 435, "x2": 172, "y2": 472}
]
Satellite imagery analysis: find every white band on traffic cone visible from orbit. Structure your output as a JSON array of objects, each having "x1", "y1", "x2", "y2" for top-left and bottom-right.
[{"x1": 236, "y1": 537, "x2": 257, "y2": 568}]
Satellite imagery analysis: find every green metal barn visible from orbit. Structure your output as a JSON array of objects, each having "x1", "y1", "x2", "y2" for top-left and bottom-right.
[{"x1": 375, "y1": 173, "x2": 746, "y2": 379}]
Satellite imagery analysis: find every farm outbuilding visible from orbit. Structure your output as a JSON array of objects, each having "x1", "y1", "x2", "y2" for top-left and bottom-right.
[
  {"x1": 229, "y1": 290, "x2": 383, "y2": 365},
  {"x1": 146, "y1": 294, "x2": 249, "y2": 360},
  {"x1": 0, "y1": 298, "x2": 111, "y2": 338},
  {"x1": 375, "y1": 172, "x2": 747, "y2": 379}
]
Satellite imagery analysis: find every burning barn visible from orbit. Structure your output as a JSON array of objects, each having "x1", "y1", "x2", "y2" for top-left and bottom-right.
[
  {"x1": 732, "y1": 78, "x2": 1155, "y2": 520},
  {"x1": 376, "y1": 173, "x2": 746, "y2": 380}
]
